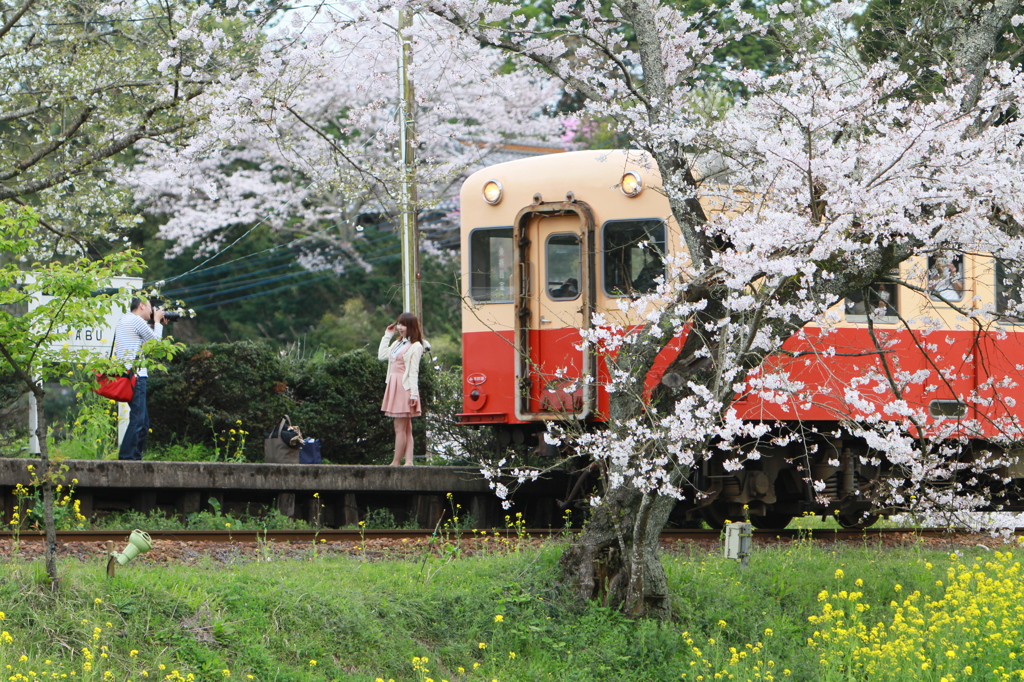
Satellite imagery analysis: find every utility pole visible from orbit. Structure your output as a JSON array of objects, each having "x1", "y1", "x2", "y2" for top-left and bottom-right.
[{"x1": 397, "y1": 10, "x2": 422, "y2": 319}]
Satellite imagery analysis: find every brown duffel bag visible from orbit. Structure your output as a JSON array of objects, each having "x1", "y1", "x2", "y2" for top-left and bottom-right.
[{"x1": 264, "y1": 415, "x2": 302, "y2": 464}]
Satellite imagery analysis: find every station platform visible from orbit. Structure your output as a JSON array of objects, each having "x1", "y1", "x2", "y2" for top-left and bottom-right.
[{"x1": 0, "y1": 459, "x2": 571, "y2": 530}]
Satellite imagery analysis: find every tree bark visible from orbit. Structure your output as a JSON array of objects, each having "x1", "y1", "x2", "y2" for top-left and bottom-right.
[
  {"x1": 559, "y1": 476, "x2": 679, "y2": 618},
  {"x1": 950, "y1": 0, "x2": 1021, "y2": 113},
  {"x1": 31, "y1": 382, "x2": 58, "y2": 586}
]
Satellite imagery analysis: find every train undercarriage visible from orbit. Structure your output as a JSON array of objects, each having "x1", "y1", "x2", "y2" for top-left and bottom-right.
[
  {"x1": 493, "y1": 423, "x2": 1024, "y2": 531},
  {"x1": 684, "y1": 433, "x2": 1024, "y2": 530}
]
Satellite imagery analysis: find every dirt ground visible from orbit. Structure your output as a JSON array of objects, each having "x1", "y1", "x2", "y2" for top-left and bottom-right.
[{"x1": 0, "y1": 531, "x2": 1015, "y2": 566}]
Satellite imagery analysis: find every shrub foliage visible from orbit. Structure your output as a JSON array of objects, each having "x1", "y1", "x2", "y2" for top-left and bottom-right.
[{"x1": 148, "y1": 341, "x2": 435, "y2": 463}]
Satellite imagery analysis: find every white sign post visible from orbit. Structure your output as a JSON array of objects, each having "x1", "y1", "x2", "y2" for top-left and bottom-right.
[{"x1": 26, "y1": 276, "x2": 144, "y2": 454}]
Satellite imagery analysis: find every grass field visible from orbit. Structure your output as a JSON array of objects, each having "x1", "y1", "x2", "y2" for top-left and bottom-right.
[{"x1": 3, "y1": 535, "x2": 1024, "y2": 681}]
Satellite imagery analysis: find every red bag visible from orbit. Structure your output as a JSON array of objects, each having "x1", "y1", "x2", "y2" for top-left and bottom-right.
[{"x1": 94, "y1": 373, "x2": 136, "y2": 402}]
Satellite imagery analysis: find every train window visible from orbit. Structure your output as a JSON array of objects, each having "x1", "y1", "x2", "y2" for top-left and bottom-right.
[
  {"x1": 603, "y1": 219, "x2": 666, "y2": 297},
  {"x1": 927, "y1": 253, "x2": 964, "y2": 303},
  {"x1": 547, "y1": 233, "x2": 582, "y2": 300},
  {"x1": 844, "y1": 278, "x2": 899, "y2": 323},
  {"x1": 996, "y1": 258, "x2": 1024, "y2": 322},
  {"x1": 469, "y1": 227, "x2": 513, "y2": 303}
]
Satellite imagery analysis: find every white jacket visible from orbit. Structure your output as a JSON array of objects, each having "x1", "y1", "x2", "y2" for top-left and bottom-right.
[{"x1": 378, "y1": 332, "x2": 423, "y2": 400}]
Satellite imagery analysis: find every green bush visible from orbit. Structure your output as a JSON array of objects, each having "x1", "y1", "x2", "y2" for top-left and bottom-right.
[
  {"x1": 285, "y1": 351, "x2": 390, "y2": 464},
  {"x1": 147, "y1": 341, "x2": 438, "y2": 464},
  {"x1": 147, "y1": 340, "x2": 293, "y2": 461}
]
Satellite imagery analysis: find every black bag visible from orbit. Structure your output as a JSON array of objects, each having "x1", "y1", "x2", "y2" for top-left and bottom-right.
[
  {"x1": 299, "y1": 438, "x2": 322, "y2": 464},
  {"x1": 264, "y1": 415, "x2": 302, "y2": 464}
]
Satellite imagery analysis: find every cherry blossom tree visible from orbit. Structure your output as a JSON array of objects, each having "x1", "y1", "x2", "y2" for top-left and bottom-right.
[
  {"x1": 0, "y1": 0, "x2": 282, "y2": 253},
  {"x1": 415, "y1": 0, "x2": 1024, "y2": 617},
  {"x1": 124, "y1": 11, "x2": 561, "y2": 269}
]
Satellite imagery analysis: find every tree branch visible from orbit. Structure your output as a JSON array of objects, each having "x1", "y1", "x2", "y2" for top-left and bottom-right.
[{"x1": 0, "y1": 0, "x2": 37, "y2": 42}]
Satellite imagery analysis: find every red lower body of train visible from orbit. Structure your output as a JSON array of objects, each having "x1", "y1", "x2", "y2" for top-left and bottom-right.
[{"x1": 459, "y1": 323, "x2": 1024, "y2": 528}]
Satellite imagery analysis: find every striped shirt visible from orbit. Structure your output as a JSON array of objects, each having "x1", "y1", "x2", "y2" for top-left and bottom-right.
[{"x1": 113, "y1": 313, "x2": 163, "y2": 377}]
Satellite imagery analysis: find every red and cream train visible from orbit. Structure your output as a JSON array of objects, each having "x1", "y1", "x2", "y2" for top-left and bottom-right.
[{"x1": 456, "y1": 150, "x2": 1024, "y2": 528}]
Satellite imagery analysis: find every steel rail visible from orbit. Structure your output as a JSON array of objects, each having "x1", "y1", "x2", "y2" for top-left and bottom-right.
[{"x1": 1, "y1": 527, "x2": 1020, "y2": 544}]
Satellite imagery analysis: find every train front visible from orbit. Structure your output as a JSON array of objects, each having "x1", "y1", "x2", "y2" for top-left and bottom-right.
[{"x1": 457, "y1": 150, "x2": 677, "y2": 448}]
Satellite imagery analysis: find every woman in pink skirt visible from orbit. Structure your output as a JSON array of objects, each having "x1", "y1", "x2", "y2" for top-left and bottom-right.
[{"x1": 378, "y1": 312, "x2": 424, "y2": 466}]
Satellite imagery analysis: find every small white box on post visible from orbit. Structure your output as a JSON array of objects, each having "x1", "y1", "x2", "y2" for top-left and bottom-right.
[{"x1": 723, "y1": 522, "x2": 753, "y2": 568}]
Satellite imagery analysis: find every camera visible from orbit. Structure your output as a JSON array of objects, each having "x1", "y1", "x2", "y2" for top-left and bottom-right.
[{"x1": 147, "y1": 295, "x2": 191, "y2": 324}]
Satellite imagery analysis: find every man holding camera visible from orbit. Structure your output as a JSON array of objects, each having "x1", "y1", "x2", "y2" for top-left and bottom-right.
[{"x1": 114, "y1": 297, "x2": 164, "y2": 461}]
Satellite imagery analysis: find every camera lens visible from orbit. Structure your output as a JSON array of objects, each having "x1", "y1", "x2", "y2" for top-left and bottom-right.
[{"x1": 162, "y1": 311, "x2": 181, "y2": 322}]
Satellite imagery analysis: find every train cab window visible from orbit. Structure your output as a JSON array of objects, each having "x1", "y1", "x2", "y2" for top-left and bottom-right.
[
  {"x1": 603, "y1": 219, "x2": 667, "y2": 297},
  {"x1": 845, "y1": 277, "x2": 899, "y2": 323},
  {"x1": 996, "y1": 258, "x2": 1024, "y2": 322},
  {"x1": 927, "y1": 253, "x2": 964, "y2": 303},
  {"x1": 469, "y1": 227, "x2": 513, "y2": 303},
  {"x1": 547, "y1": 233, "x2": 582, "y2": 300}
]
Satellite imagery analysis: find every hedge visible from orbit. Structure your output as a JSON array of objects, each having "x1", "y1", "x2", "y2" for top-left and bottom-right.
[{"x1": 147, "y1": 341, "x2": 435, "y2": 464}]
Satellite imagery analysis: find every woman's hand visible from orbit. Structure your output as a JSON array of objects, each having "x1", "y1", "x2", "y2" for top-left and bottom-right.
[
  {"x1": 386, "y1": 324, "x2": 396, "y2": 333},
  {"x1": 410, "y1": 397, "x2": 419, "y2": 410}
]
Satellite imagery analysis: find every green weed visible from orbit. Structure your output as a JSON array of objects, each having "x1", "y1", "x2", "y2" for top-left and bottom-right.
[{"x1": 3, "y1": 540, "x2": 1023, "y2": 681}]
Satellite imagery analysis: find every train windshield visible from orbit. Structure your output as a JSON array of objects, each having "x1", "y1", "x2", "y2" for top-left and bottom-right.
[
  {"x1": 603, "y1": 219, "x2": 666, "y2": 296},
  {"x1": 469, "y1": 227, "x2": 514, "y2": 302}
]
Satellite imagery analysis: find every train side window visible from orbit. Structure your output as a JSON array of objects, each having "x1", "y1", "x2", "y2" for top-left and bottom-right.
[
  {"x1": 469, "y1": 227, "x2": 513, "y2": 303},
  {"x1": 996, "y1": 258, "x2": 1024, "y2": 323},
  {"x1": 603, "y1": 219, "x2": 666, "y2": 297},
  {"x1": 547, "y1": 233, "x2": 582, "y2": 300},
  {"x1": 845, "y1": 277, "x2": 899, "y2": 323},
  {"x1": 927, "y1": 253, "x2": 964, "y2": 303}
]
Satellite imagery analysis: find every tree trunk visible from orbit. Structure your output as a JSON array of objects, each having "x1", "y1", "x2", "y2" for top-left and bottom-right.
[
  {"x1": 31, "y1": 382, "x2": 58, "y2": 587},
  {"x1": 560, "y1": 480, "x2": 679, "y2": 618}
]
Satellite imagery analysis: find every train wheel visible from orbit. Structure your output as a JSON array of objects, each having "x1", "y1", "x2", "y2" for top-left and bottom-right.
[
  {"x1": 836, "y1": 511, "x2": 879, "y2": 529},
  {"x1": 749, "y1": 512, "x2": 794, "y2": 530}
]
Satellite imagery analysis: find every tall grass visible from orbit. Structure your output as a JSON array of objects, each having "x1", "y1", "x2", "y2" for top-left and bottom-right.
[{"x1": 2, "y1": 538, "x2": 1023, "y2": 680}]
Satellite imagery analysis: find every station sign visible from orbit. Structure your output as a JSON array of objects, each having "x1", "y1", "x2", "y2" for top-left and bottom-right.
[{"x1": 27, "y1": 275, "x2": 144, "y2": 353}]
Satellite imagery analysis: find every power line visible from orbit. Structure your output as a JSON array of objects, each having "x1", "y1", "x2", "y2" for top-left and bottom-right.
[
  {"x1": 160, "y1": 256, "x2": 301, "y2": 296},
  {"x1": 192, "y1": 271, "x2": 338, "y2": 309},
  {"x1": 182, "y1": 268, "x2": 321, "y2": 303}
]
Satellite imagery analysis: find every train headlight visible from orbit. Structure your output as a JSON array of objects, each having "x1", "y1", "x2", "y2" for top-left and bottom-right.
[
  {"x1": 620, "y1": 171, "x2": 643, "y2": 197},
  {"x1": 483, "y1": 180, "x2": 503, "y2": 205}
]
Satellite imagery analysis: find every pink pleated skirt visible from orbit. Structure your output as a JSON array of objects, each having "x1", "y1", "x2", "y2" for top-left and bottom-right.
[{"x1": 382, "y1": 346, "x2": 421, "y2": 418}]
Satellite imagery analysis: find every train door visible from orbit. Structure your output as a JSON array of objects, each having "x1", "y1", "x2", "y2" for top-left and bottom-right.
[{"x1": 513, "y1": 198, "x2": 595, "y2": 421}]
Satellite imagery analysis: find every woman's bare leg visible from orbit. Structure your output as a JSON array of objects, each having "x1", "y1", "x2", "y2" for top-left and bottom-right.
[
  {"x1": 402, "y1": 417, "x2": 415, "y2": 465},
  {"x1": 391, "y1": 418, "x2": 408, "y2": 466}
]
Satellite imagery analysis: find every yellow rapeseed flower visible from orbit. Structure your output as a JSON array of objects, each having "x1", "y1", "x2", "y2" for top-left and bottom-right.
[{"x1": 494, "y1": 615, "x2": 504, "y2": 622}]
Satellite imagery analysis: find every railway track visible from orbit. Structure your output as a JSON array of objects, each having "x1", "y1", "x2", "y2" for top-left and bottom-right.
[{"x1": 2, "y1": 527, "x2": 1018, "y2": 544}]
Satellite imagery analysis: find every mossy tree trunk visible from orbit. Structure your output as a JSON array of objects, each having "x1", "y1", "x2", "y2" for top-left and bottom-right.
[
  {"x1": 31, "y1": 382, "x2": 58, "y2": 585},
  {"x1": 0, "y1": 343, "x2": 58, "y2": 587}
]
